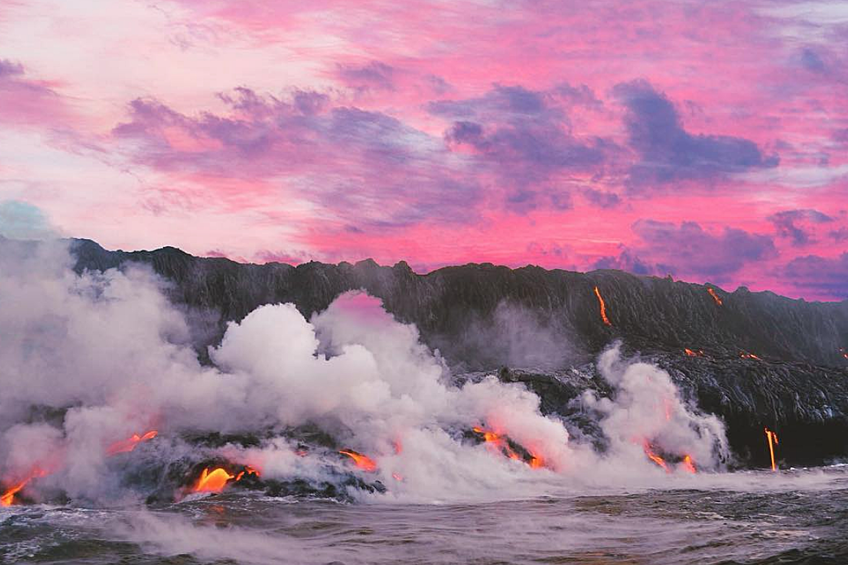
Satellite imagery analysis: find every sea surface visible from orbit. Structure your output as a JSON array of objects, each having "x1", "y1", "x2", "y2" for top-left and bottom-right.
[{"x1": 2, "y1": 466, "x2": 847, "y2": 565}]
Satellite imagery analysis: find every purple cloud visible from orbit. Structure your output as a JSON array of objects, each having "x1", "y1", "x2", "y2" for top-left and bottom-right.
[
  {"x1": 336, "y1": 61, "x2": 396, "y2": 91},
  {"x1": 0, "y1": 59, "x2": 25, "y2": 78},
  {"x1": 767, "y1": 209, "x2": 834, "y2": 246},
  {"x1": 782, "y1": 253, "x2": 848, "y2": 300},
  {"x1": 613, "y1": 80, "x2": 778, "y2": 188},
  {"x1": 113, "y1": 88, "x2": 481, "y2": 227},
  {"x1": 630, "y1": 219, "x2": 777, "y2": 281},
  {"x1": 431, "y1": 84, "x2": 610, "y2": 211}
]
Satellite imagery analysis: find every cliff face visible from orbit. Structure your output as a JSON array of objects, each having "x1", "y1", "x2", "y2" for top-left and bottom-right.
[{"x1": 69, "y1": 238, "x2": 848, "y2": 467}]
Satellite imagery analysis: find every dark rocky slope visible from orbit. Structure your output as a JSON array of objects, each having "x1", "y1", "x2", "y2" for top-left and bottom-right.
[{"x1": 69, "y1": 238, "x2": 848, "y2": 468}]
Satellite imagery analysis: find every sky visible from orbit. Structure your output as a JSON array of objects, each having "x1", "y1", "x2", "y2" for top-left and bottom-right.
[{"x1": 0, "y1": 0, "x2": 846, "y2": 300}]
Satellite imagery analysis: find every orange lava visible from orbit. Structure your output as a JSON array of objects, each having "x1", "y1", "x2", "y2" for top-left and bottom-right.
[
  {"x1": 339, "y1": 449, "x2": 378, "y2": 472},
  {"x1": 474, "y1": 427, "x2": 544, "y2": 468},
  {"x1": 681, "y1": 455, "x2": 697, "y2": 474},
  {"x1": 643, "y1": 443, "x2": 670, "y2": 473},
  {"x1": 194, "y1": 467, "x2": 235, "y2": 493},
  {"x1": 593, "y1": 286, "x2": 612, "y2": 326},
  {"x1": 234, "y1": 465, "x2": 261, "y2": 482},
  {"x1": 106, "y1": 430, "x2": 158, "y2": 456},
  {"x1": 1, "y1": 468, "x2": 46, "y2": 507},
  {"x1": 764, "y1": 427, "x2": 779, "y2": 472},
  {"x1": 740, "y1": 352, "x2": 761, "y2": 360},
  {"x1": 840, "y1": 348, "x2": 848, "y2": 360},
  {"x1": 707, "y1": 287, "x2": 723, "y2": 306},
  {"x1": 684, "y1": 348, "x2": 704, "y2": 357}
]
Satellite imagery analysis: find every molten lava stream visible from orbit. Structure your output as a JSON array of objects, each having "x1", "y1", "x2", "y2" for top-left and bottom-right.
[
  {"x1": 707, "y1": 287, "x2": 723, "y2": 306},
  {"x1": 106, "y1": 430, "x2": 158, "y2": 456},
  {"x1": 643, "y1": 443, "x2": 670, "y2": 473},
  {"x1": 194, "y1": 467, "x2": 235, "y2": 493},
  {"x1": 339, "y1": 449, "x2": 378, "y2": 472},
  {"x1": 764, "y1": 428, "x2": 779, "y2": 472},
  {"x1": 593, "y1": 286, "x2": 612, "y2": 326},
  {"x1": 473, "y1": 427, "x2": 544, "y2": 468},
  {"x1": 681, "y1": 455, "x2": 697, "y2": 474},
  {"x1": 1, "y1": 468, "x2": 46, "y2": 507}
]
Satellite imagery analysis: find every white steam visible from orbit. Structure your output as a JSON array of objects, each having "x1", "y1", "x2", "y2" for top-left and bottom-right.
[{"x1": 0, "y1": 240, "x2": 729, "y2": 506}]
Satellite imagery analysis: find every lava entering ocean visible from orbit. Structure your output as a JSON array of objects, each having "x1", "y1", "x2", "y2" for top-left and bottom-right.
[
  {"x1": 764, "y1": 428, "x2": 779, "y2": 472},
  {"x1": 107, "y1": 430, "x2": 158, "y2": 456},
  {"x1": 0, "y1": 244, "x2": 732, "y2": 507},
  {"x1": 339, "y1": 450, "x2": 378, "y2": 472},
  {"x1": 1, "y1": 468, "x2": 47, "y2": 507},
  {"x1": 192, "y1": 465, "x2": 261, "y2": 494}
]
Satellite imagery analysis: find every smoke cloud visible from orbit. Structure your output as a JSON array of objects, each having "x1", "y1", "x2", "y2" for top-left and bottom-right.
[{"x1": 0, "y1": 239, "x2": 729, "y2": 506}]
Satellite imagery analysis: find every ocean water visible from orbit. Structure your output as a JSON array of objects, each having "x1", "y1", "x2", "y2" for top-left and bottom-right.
[{"x1": 2, "y1": 467, "x2": 846, "y2": 565}]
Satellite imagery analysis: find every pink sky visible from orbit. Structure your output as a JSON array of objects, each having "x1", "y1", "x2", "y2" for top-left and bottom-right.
[{"x1": 0, "y1": 0, "x2": 846, "y2": 300}]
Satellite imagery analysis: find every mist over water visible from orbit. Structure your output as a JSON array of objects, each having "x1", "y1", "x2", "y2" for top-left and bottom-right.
[{"x1": 1, "y1": 239, "x2": 846, "y2": 564}]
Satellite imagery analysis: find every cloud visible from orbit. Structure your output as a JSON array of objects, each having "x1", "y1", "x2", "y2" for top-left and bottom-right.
[
  {"x1": 767, "y1": 209, "x2": 833, "y2": 246},
  {"x1": 592, "y1": 247, "x2": 660, "y2": 276},
  {"x1": 781, "y1": 253, "x2": 848, "y2": 300},
  {"x1": 0, "y1": 59, "x2": 25, "y2": 78},
  {"x1": 0, "y1": 200, "x2": 57, "y2": 240},
  {"x1": 336, "y1": 61, "x2": 396, "y2": 91},
  {"x1": 113, "y1": 88, "x2": 480, "y2": 227},
  {"x1": 613, "y1": 80, "x2": 778, "y2": 188},
  {"x1": 800, "y1": 48, "x2": 827, "y2": 73},
  {"x1": 583, "y1": 188, "x2": 621, "y2": 208},
  {"x1": 629, "y1": 219, "x2": 776, "y2": 281},
  {"x1": 0, "y1": 58, "x2": 69, "y2": 127},
  {"x1": 430, "y1": 84, "x2": 610, "y2": 211}
]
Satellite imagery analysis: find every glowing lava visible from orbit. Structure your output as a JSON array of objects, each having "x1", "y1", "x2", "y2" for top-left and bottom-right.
[
  {"x1": 106, "y1": 430, "x2": 158, "y2": 456},
  {"x1": 764, "y1": 427, "x2": 779, "y2": 472},
  {"x1": 339, "y1": 449, "x2": 378, "y2": 472},
  {"x1": 740, "y1": 352, "x2": 761, "y2": 360},
  {"x1": 234, "y1": 466, "x2": 261, "y2": 482},
  {"x1": 473, "y1": 427, "x2": 544, "y2": 467},
  {"x1": 643, "y1": 443, "x2": 670, "y2": 473},
  {"x1": 707, "y1": 287, "x2": 723, "y2": 306},
  {"x1": 593, "y1": 286, "x2": 612, "y2": 326},
  {"x1": 684, "y1": 348, "x2": 704, "y2": 357},
  {"x1": 1, "y1": 468, "x2": 46, "y2": 507},
  {"x1": 681, "y1": 455, "x2": 697, "y2": 474},
  {"x1": 194, "y1": 467, "x2": 235, "y2": 493},
  {"x1": 840, "y1": 348, "x2": 848, "y2": 360}
]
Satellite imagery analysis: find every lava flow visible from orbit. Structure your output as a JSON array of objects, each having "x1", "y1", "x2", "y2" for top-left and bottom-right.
[
  {"x1": 593, "y1": 286, "x2": 612, "y2": 326},
  {"x1": 707, "y1": 287, "x2": 723, "y2": 306},
  {"x1": 740, "y1": 352, "x2": 761, "y2": 360},
  {"x1": 194, "y1": 467, "x2": 235, "y2": 493},
  {"x1": 339, "y1": 449, "x2": 378, "y2": 472},
  {"x1": 1, "y1": 468, "x2": 46, "y2": 507},
  {"x1": 106, "y1": 430, "x2": 158, "y2": 456},
  {"x1": 681, "y1": 455, "x2": 697, "y2": 474},
  {"x1": 643, "y1": 442, "x2": 670, "y2": 473},
  {"x1": 192, "y1": 464, "x2": 261, "y2": 493},
  {"x1": 473, "y1": 427, "x2": 544, "y2": 468},
  {"x1": 684, "y1": 348, "x2": 704, "y2": 357},
  {"x1": 764, "y1": 427, "x2": 779, "y2": 472}
]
